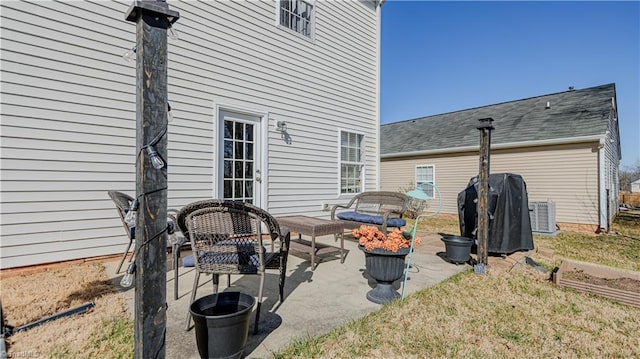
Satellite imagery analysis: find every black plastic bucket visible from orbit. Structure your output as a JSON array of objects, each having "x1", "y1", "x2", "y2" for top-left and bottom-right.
[
  {"x1": 441, "y1": 236, "x2": 473, "y2": 264},
  {"x1": 190, "y1": 292, "x2": 255, "y2": 359}
]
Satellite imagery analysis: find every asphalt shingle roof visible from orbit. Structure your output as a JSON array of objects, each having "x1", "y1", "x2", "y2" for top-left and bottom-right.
[{"x1": 381, "y1": 83, "x2": 615, "y2": 156}]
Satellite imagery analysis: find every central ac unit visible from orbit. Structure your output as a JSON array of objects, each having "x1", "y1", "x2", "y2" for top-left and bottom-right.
[{"x1": 529, "y1": 201, "x2": 556, "y2": 233}]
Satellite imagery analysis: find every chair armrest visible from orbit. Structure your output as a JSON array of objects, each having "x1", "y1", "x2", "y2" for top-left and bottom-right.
[
  {"x1": 279, "y1": 227, "x2": 291, "y2": 253},
  {"x1": 330, "y1": 204, "x2": 350, "y2": 220}
]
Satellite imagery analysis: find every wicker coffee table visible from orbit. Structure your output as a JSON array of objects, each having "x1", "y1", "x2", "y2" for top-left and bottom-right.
[{"x1": 276, "y1": 215, "x2": 344, "y2": 270}]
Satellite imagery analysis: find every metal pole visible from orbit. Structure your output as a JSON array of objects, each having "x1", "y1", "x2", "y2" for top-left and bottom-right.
[
  {"x1": 125, "y1": 1, "x2": 179, "y2": 357},
  {"x1": 475, "y1": 118, "x2": 494, "y2": 274}
]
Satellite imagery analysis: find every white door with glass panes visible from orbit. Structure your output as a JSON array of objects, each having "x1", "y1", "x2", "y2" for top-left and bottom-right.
[{"x1": 219, "y1": 110, "x2": 262, "y2": 206}]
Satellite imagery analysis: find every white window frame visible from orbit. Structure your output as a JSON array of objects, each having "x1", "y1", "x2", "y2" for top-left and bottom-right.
[
  {"x1": 339, "y1": 130, "x2": 365, "y2": 195},
  {"x1": 276, "y1": 0, "x2": 315, "y2": 40},
  {"x1": 415, "y1": 165, "x2": 435, "y2": 198}
]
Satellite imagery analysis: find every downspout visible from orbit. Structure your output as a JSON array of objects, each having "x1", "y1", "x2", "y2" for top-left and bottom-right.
[
  {"x1": 598, "y1": 137, "x2": 607, "y2": 232},
  {"x1": 374, "y1": 0, "x2": 383, "y2": 189}
]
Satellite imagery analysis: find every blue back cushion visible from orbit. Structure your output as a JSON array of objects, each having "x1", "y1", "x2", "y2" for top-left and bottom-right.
[{"x1": 336, "y1": 211, "x2": 406, "y2": 228}]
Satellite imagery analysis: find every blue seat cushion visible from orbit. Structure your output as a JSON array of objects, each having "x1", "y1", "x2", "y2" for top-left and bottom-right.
[
  {"x1": 182, "y1": 254, "x2": 195, "y2": 267},
  {"x1": 186, "y1": 240, "x2": 268, "y2": 268},
  {"x1": 336, "y1": 211, "x2": 406, "y2": 228}
]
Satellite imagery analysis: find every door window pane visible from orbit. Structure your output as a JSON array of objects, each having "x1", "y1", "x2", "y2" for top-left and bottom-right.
[
  {"x1": 245, "y1": 162, "x2": 253, "y2": 178},
  {"x1": 235, "y1": 161, "x2": 243, "y2": 178},
  {"x1": 224, "y1": 160, "x2": 232, "y2": 178},
  {"x1": 245, "y1": 181, "x2": 253, "y2": 197},
  {"x1": 235, "y1": 122, "x2": 244, "y2": 140},
  {"x1": 246, "y1": 143, "x2": 253, "y2": 160},
  {"x1": 224, "y1": 180, "x2": 232, "y2": 198},
  {"x1": 234, "y1": 181, "x2": 243, "y2": 198},
  {"x1": 224, "y1": 140, "x2": 233, "y2": 159},
  {"x1": 224, "y1": 121, "x2": 233, "y2": 139},
  {"x1": 235, "y1": 142, "x2": 243, "y2": 159},
  {"x1": 245, "y1": 124, "x2": 254, "y2": 141}
]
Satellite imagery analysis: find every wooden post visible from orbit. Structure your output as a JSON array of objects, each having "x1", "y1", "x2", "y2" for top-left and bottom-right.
[
  {"x1": 475, "y1": 118, "x2": 494, "y2": 273},
  {"x1": 125, "y1": 1, "x2": 179, "y2": 357}
]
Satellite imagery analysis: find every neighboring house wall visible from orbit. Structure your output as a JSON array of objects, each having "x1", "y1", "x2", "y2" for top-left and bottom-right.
[
  {"x1": 380, "y1": 84, "x2": 620, "y2": 231},
  {"x1": 631, "y1": 180, "x2": 640, "y2": 193},
  {"x1": 0, "y1": 1, "x2": 380, "y2": 269},
  {"x1": 381, "y1": 142, "x2": 600, "y2": 227}
]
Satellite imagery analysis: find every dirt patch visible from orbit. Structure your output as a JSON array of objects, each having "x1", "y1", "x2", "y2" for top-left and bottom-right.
[
  {"x1": 1, "y1": 262, "x2": 129, "y2": 357},
  {"x1": 562, "y1": 270, "x2": 640, "y2": 293}
]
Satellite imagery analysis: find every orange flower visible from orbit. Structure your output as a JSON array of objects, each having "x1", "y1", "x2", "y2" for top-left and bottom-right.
[{"x1": 352, "y1": 225, "x2": 421, "y2": 252}]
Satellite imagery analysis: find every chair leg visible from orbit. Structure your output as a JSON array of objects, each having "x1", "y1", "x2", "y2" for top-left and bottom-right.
[
  {"x1": 116, "y1": 240, "x2": 133, "y2": 274},
  {"x1": 279, "y1": 255, "x2": 289, "y2": 302},
  {"x1": 185, "y1": 271, "x2": 200, "y2": 331},
  {"x1": 212, "y1": 274, "x2": 219, "y2": 294},
  {"x1": 173, "y1": 244, "x2": 179, "y2": 300},
  {"x1": 254, "y1": 273, "x2": 266, "y2": 334},
  {"x1": 279, "y1": 267, "x2": 285, "y2": 303}
]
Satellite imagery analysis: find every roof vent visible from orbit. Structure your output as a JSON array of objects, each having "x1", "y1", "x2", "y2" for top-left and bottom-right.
[
  {"x1": 545, "y1": 101, "x2": 550, "y2": 109},
  {"x1": 568, "y1": 86, "x2": 575, "y2": 91}
]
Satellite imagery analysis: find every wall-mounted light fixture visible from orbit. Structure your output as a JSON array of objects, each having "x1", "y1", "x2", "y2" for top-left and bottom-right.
[{"x1": 276, "y1": 121, "x2": 287, "y2": 132}]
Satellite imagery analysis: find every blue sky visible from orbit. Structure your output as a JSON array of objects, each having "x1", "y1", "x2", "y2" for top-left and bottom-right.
[{"x1": 380, "y1": 1, "x2": 640, "y2": 168}]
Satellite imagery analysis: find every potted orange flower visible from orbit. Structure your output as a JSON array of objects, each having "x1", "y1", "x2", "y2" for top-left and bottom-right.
[
  {"x1": 352, "y1": 225, "x2": 421, "y2": 253},
  {"x1": 352, "y1": 225, "x2": 421, "y2": 304}
]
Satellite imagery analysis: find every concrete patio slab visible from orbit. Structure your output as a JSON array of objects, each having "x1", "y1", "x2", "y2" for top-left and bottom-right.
[{"x1": 107, "y1": 233, "x2": 468, "y2": 358}]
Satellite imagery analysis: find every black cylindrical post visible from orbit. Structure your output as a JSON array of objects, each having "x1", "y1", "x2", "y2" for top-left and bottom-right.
[{"x1": 476, "y1": 118, "x2": 494, "y2": 273}]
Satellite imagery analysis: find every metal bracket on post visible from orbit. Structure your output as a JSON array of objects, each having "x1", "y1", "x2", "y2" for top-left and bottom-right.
[
  {"x1": 475, "y1": 118, "x2": 494, "y2": 275},
  {"x1": 125, "y1": 1, "x2": 179, "y2": 358}
]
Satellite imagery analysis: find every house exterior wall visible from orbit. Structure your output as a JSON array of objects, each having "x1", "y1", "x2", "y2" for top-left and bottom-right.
[
  {"x1": 603, "y1": 110, "x2": 621, "y2": 226},
  {"x1": 632, "y1": 180, "x2": 640, "y2": 193},
  {"x1": 380, "y1": 142, "x2": 600, "y2": 227},
  {"x1": 0, "y1": 1, "x2": 380, "y2": 269}
]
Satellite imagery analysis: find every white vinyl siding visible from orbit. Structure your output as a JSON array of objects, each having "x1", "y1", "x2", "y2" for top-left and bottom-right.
[
  {"x1": 0, "y1": 0, "x2": 380, "y2": 269},
  {"x1": 381, "y1": 143, "x2": 600, "y2": 227}
]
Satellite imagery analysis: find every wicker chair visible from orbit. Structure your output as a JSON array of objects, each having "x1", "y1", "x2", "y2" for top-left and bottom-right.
[
  {"x1": 178, "y1": 200, "x2": 290, "y2": 333},
  {"x1": 107, "y1": 191, "x2": 187, "y2": 299},
  {"x1": 108, "y1": 191, "x2": 137, "y2": 274}
]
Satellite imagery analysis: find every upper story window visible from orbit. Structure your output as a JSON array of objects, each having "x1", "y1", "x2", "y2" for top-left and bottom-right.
[
  {"x1": 279, "y1": 0, "x2": 314, "y2": 38},
  {"x1": 415, "y1": 165, "x2": 435, "y2": 198},
  {"x1": 340, "y1": 131, "x2": 364, "y2": 194}
]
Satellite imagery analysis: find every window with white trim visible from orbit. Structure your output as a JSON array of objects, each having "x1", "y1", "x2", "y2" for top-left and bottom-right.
[
  {"x1": 279, "y1": 0, "x2": 314, "y2": 38},
  {"x1": 340, "y1": 131, "x2": 364, "y2": 194},
  {"x1": 416, "y1": 165, "x2": 435, "y2": 198}
]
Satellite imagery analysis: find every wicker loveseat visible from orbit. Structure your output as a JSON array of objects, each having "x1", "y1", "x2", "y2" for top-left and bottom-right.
[{"x1": 330, "y1": 191, "x2": 409, "y2": 233}]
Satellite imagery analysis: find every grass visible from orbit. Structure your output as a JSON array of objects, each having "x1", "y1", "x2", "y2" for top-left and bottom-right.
[
  {"x1": 274, "y1": 211, "x2": 640, "y2": 358},
  {"x1": 2, "y1": 212, "x2": 638, "y2": 358},
  {"x1": 534, "y1": 211, "x2": 640, "y2": 272}
]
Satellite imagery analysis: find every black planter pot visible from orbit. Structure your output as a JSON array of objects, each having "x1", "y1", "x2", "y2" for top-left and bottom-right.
[
  {"x1": 190, "y1": 292, "x2": 255, "y2": 359},
  {"x1": 441, "y1": 236, "x2": 473, "y2": 264},
  {"x1": 359, "y1": 245, "x2": 410, "y2": 304}
]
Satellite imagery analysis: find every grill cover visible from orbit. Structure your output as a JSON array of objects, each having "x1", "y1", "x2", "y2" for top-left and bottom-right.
[{"x1": 457, "y1": 173, "x2": 534, "y2": 254}]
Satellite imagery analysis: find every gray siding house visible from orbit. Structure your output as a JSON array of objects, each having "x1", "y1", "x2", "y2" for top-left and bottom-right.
[
  {"x1": 1, "y1": 0, "x2": 383, "y2": 269},
  {"x1": 380, "y1": 83, "x2": 621, "y2": 232}
]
